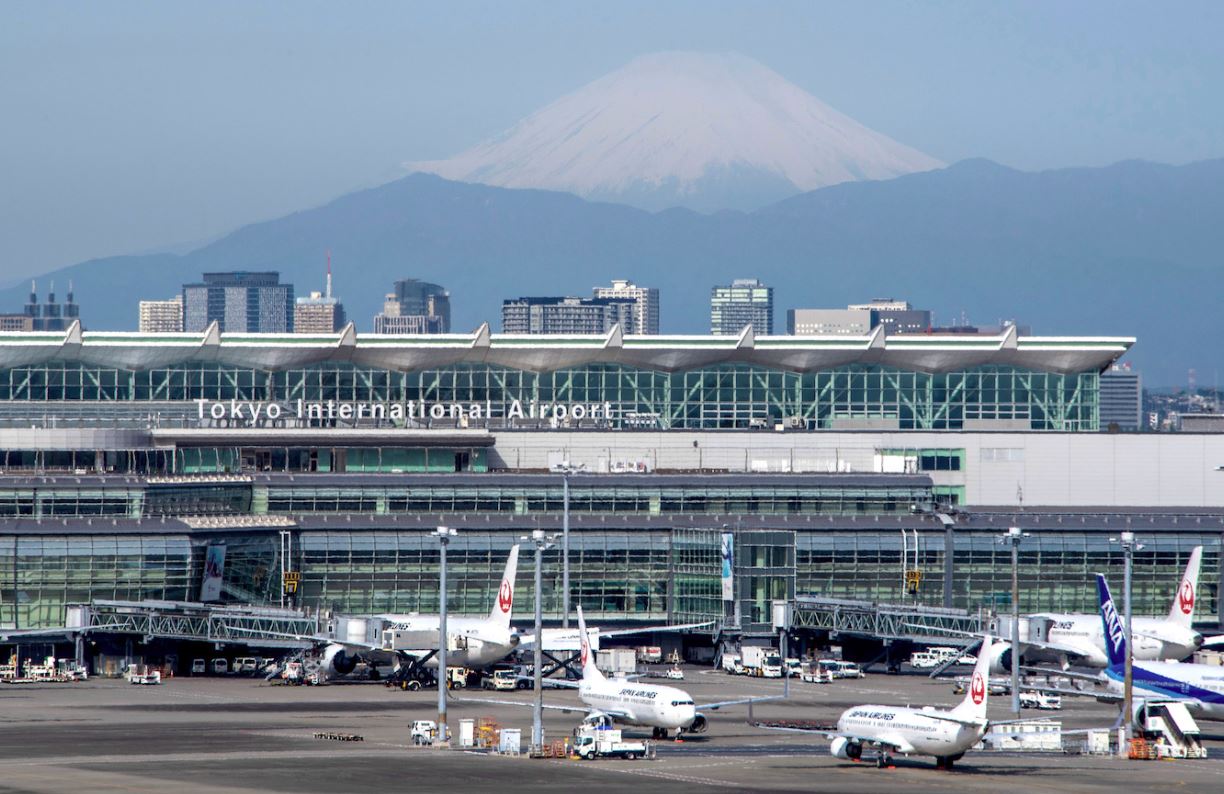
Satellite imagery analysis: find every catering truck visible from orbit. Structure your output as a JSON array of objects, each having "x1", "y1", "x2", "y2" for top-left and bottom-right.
[{"x1": 742, "y1": 647, "x2": 783, "y2": 678}]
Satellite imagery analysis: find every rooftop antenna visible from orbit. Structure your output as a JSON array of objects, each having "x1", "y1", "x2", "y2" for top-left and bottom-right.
[{"x1": 325, "y1": 249, "x2": 332, "y2": 299}]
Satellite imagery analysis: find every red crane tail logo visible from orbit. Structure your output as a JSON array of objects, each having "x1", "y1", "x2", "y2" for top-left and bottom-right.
[
  {"x1": 498, "y1": 580, "x2": 513, "y2": 613},
  {"x1": 970, "y1": 672, "x2": 985, "y2": 705},
  {"x1": 1179, "y1": 580, "x2": 1195, "y2": 615}
]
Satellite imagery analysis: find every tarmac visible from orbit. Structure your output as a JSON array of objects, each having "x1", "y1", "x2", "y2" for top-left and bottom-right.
[{"x1": 3, "y1": 667, "x2": 1224, "y2": 793}]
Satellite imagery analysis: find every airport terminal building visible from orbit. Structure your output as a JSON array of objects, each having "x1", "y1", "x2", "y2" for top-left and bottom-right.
[{"x1": 2, "y1": 324, "x2": 1223, "y2": 637}]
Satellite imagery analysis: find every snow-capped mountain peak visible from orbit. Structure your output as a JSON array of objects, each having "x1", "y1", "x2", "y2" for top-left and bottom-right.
[{"x1": 408, "y1": 51, "x2": 942, "y2": 212}]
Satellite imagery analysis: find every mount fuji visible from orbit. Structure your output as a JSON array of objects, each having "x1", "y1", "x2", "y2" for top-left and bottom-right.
[{"x1": 408, "y1": 51, "x2": 942, "y2": 212}]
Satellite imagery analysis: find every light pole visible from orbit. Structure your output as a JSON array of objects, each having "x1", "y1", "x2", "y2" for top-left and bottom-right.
[
  {"x1": 435, "y1": 525, "x2": 456, "y2": 747},
  {"x1": 1000, "y1": 526, "x2": 1025, "y2": 717},
  {"x1": 1113, "y1": 530, "x2": 1141, "y2": 755},
  {"x1": 525, "y1": 529, "x2": 555, "y2": 752},
  {"x1": 562, "y1": 468, "x2": 571, "y2": 630}
]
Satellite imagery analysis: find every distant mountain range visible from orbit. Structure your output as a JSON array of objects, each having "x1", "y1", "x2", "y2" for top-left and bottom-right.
[
  {"x1": 6, "y1": 157, "x2": 1223, "y2": 385},
  {"x1": 408, "y1": 51, "x2": 941, "y2": 212}
]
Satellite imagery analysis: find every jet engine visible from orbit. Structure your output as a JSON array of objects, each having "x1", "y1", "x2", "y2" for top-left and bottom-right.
[
  {"x1": 688, "y1": 713, "x2": 709, "y2": 734},
  {"x1": 985, "y1": 642, "x2": 1015, "y2": 675},
  {"x1": 322, "y1": 644, "x2": 359, "y2": 679},
  {"x1": 829, "y1": 736, "x2": 863, "y2": 760}
]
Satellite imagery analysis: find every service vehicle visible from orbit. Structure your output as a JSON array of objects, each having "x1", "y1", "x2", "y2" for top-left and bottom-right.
[
  {"x1": 234, "y1": 657, "x2": 259, "y2": 675},
  {"x1": 635, "y1": 646, "x2": 663, "y2": 664},
  {"x1": 721, "y1": 653, "x2": 743, "y2": 675},
  {"x1": 211, "y1": 659, "x2": 228, "y2": 675},
  {"x1": 191, "y1": 658, "x2": 206, "y2": 675},
  {"x1": 1019, "y1": 690, "x2": 1062, "y2": 710},
  {"x1": 482, "y1": 667, "x2": 518, "y2": 691},
  {"x1": 910, "y1": 651, "x2": 944, "y2": 669},
  {"x1": 127, "y1": 664, "x2": 161, "y2": 685},
  {"x1": 784, "y1": 658, "x2": 802, "y2": 677},
  {"x1": 574, "y1": 728, "x2": 649, "y2": 760},
  {"x1": 742, "y1": 647, "x2": 783, "y2": 678},
  {"x1": 664, "y1": 666, "x2": 684, "y2": 680},
  {"x1": 819, "y1": 660, "x2": 865, "y2": 679},
  {"x1": 801, "y1": 662, "x2": 833, "y2": 684},
  {"x1": 410, "y1": 720, "x2": 438, "y2": 745}
]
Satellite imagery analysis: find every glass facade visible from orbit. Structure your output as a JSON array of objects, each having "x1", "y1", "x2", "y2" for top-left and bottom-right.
[
  {"x1": 0, "y1": 362, "x2": 1099, "y2": 431},
  {"x1": 2, "y1": 526, "x2": 1220, "y2": 629},
  {"x1": 798, "y1": 531, "x2": 1221, "y2": 617}
]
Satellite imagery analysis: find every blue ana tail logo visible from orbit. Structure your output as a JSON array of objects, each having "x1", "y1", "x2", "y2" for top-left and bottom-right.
[{"x1": 1096, "y1": 574, "x2": 1126, "y2": 668}]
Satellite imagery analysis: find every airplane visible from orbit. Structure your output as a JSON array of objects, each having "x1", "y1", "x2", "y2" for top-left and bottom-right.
[
  {"x1": 468, "y1": 605, "x2": 777, "y2": 739},
  {"x1": 246, "y1": 547, "x2": 711, "y2": 686},
  {"x1": 920, "y1": 547, "x2": 1218, "y2": 672},
  {"x1": 245, "y1": 545, "x2": 525, "y2": 685},
  {"x1": 825, "y1": 636, "x2": 997, "y2": 770},
  {"x1": 1042, "y1": 574, "x2": 1224, "y2": 723}
]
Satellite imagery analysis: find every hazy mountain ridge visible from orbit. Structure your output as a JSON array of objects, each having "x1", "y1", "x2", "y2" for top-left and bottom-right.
[{"x1": 6, "y1": 158, "x2": 1224, "y2": 385}]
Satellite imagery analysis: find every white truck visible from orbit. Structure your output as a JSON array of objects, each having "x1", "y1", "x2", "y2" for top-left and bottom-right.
[
  {"x1": 574, "y1": 729, "x2": 650, "y2": 760},
  {"x1": 411, "y1": 720, "x2": 439, "y2": 745},
  {"x1": 742, "y1": 647, "x2": 783, "y2": 678},
  {"x1": 482, "y1": 667, "x2": 518, "y2": 691},
  {"x1": 721, "y1": 653, "x2": 743, "y2": 675},
  {"x1": 597, "y1": 648, "x2": 637, "y2": 676},
  {"x1": 635, "y1": 646, "x2": 662, "y2": 664},
  {"x1": 127, "y1": 664, "x2": 161, "y2": 685}
]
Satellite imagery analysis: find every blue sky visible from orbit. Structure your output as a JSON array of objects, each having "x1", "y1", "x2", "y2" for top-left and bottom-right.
[{"x1": 2, "y1": 1, "x2": 1222, "y2": 281}]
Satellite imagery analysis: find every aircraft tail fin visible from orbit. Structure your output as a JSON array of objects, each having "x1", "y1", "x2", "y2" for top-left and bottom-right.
[
  {"x1": 488, "y1": 545, "x2": 520, "y2": 628},
  {"x1": 576, "y1": 606, "x2": 604, "y2": 683},
  {"x1": 952, "y1": 636, "x2": 993, "y2": 721},
  {"x1": 1167, "y1": 546, "x2": 1202, "y2": 629},
  {"x1": 1096, "y1": 574, "x2": 1127, "y2": 669}
]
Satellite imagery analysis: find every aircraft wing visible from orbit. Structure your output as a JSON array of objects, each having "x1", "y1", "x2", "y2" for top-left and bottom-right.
[
  {"x1": 828, "y1": 732, "x2": 916, "y2": 755},
  {"x1": 516, "y1": 620, "x2": 715, "y2": 648},
  {"x1": 454, "y1": 696, "x2": 631, "y2": 721},
  {"x1": 1200, "y1": 635, "x2": 1224, "y2": 647},
  {"x1": 0, "y1": 627, "x2": 78, "y2": 641},
  {"x1": 902, "y1": 622, "x2": 1088, "y2": 660},
  {"x1": 696, "y1": 695, "x2": 784, "y2": 711},
  {"x1": 220, "y1": 625, "x2": 383, "y2": 651},
  {"x1": 918, "y1": 713, "x2": 988, "y2": 728}
]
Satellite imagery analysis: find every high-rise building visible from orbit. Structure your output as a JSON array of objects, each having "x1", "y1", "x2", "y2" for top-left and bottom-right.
[
  {"x1": 1100, "y1": 365, "x2": 1142, "y2": 431},
  {"x1": 23, "y1": 281, "x2": 79, "y2": 332},
  {"x1": 846, "y1": 299, "x2": 931, "y2": 335},
  {"x1": 0, "y1": 314, "x2": 33, "y2": 331},
  {"x1": 139, "y1": 297, "x2": 184, "y2": 333},
  {"x1": 592, "y1": 279, "x2": 659, "y2": 334},
  {"x1": 502, "y1": 296, "x2": 636, "y2": 335},
  {"x1": 293, "y1": 258, "x2": 346, "y2": 334},
  {"x1": 787, "y1": 309, "x2": 871, "y2": 336},
  {"x1": 710, "y1": 279, "x2": 773, "y2": 335},
  {"x1": 787, "y1": 299, "x2": 932, "y2": 336},
  {"x1": 182, "y1": 272, "x2": 293, "y2": 333},
  {"x1": 373, "y1": 279, "x2": 450, "y2": 334}
]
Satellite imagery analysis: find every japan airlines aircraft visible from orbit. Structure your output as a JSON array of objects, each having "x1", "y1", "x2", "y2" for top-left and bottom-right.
[
  {"x1": 828, "y1": 636, "x2": 997, "y2": 769},
  {"x1": 956, "y1": 547, "x2": 1216, "y2": 673},
  {"x1": 472, "y1": 606, "x2": 775, "y2": 738},
  {"x1": 1074, "y1": 573, "x2": 1224, "y2": 722},
  {"x1": 261, "y1": 545, "x2": 524, "y2": 683}
]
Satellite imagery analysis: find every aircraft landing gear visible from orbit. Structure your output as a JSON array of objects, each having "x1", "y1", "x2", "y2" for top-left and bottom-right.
[{"x1": 876, "y1": 752, "x2": 892, "y2": 769}]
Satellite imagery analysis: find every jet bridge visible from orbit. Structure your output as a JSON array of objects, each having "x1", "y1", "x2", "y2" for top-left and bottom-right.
[
  {"x1": 790, "y1": 595, "x2": 987, "y2": 643},
  {"x1": 66, "y1": 599, "x2": 318, "y2": 648}
]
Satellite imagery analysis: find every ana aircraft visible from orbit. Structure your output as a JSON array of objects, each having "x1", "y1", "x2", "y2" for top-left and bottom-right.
[
  {"x1": 1052, "y1": 574, "x2": 1224, "y2": 723},
  {"x1": 827, "y1": 636, "x2": 996, "y2": 769},
  {"x1": 936, "y1": 547, "x2": 1218, "y2": 673}
]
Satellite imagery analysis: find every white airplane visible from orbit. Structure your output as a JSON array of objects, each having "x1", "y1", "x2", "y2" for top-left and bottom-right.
[
  {"x1": 1043, "y1": 574, "x2": 1224, "y2": 723},
  {"x1": 472, "y1": 605, "x2": 775, "y2": 739},
  {"x1": 937, "y1": 547, "x2": 1216, "y2": 672},
  {"x1": 260, "y1": 546, "x2": 524, "y2": 684},
  {"x1": 828, "y1": 636, "x2": 997, "y2": 770}
]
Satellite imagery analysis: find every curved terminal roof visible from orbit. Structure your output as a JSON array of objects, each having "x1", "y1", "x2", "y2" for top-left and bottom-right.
[{"x1": 0, "y1": 322, "x2": 1133, "y2": 375}]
